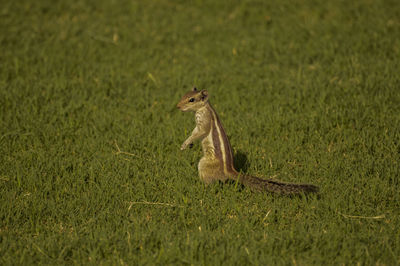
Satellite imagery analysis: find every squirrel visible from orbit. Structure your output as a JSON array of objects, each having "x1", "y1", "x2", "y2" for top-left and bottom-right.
[{"x1": 177, "y1": 87, "x2": 318, "y2": 195}]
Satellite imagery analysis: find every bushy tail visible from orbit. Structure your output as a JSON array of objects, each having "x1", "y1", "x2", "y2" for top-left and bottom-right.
[{"x1": 237, "y1": 175, "x2": 318, "y2": 195}]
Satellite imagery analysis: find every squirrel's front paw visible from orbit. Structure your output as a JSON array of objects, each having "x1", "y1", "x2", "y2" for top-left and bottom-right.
[{"x1": 180, "y1": 141, "x2": 192, "y2": 150}]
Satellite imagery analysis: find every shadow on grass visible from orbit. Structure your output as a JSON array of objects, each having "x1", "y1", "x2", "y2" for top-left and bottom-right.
[{"x1": 233, "y1": 150, "x2": 249, "y2": 173}]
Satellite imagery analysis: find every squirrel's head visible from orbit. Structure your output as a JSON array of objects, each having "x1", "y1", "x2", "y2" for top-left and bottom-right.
[{"x1": 177, "y1": 87, "x2": 209, "y2": 112}]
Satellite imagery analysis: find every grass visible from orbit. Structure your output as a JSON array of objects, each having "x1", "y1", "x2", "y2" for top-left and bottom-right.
[{"x1": 1, "y1": 0, "x2": 400, "y2": 264}]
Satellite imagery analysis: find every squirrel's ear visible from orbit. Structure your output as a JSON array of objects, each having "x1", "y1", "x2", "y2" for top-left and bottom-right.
[
  {"x1": 192, "y1": 87, "x2": 198, "y2": 92},
  {"x1": 201, "y1": 90, "x2": 208, "y2": 101}
]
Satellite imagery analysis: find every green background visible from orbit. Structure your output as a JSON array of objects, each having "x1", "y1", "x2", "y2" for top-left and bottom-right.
[{"x1": 1, "y1": 0, "x2": 399, "y2": 264}]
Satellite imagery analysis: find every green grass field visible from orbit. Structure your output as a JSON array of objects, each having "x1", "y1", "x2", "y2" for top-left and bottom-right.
[{"x1": 1, "y1": 0, "x2": 400, "y2": 264}]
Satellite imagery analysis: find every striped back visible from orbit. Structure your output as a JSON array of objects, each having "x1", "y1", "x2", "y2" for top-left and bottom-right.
[{"x1": 207, "y1": 104, "x2": 237, "y2": 176}]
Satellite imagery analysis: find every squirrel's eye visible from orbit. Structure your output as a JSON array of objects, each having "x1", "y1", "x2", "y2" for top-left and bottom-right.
[{"x1": 189, "y1": 98, "x2": 195, "y2": 102}]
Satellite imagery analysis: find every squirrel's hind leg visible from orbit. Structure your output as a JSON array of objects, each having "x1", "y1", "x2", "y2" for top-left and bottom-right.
[{"x1": 198, "y1": 157, "x2": 228, "y2": 184}]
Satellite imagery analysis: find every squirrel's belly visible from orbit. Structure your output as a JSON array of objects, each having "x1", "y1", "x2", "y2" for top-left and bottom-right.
[{"x1": 201, "y1": 132, "x2": 216, "y2": 158}]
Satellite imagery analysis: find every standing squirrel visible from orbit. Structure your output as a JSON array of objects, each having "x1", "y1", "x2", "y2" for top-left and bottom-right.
[{"x1": 177, "y1": 87, "x2": 318, "y2": 195}]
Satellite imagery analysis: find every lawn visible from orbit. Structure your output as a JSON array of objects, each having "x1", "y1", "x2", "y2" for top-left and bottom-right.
[{"x1": 1, "y1": 0, "x2": 399, "y2": 264}]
